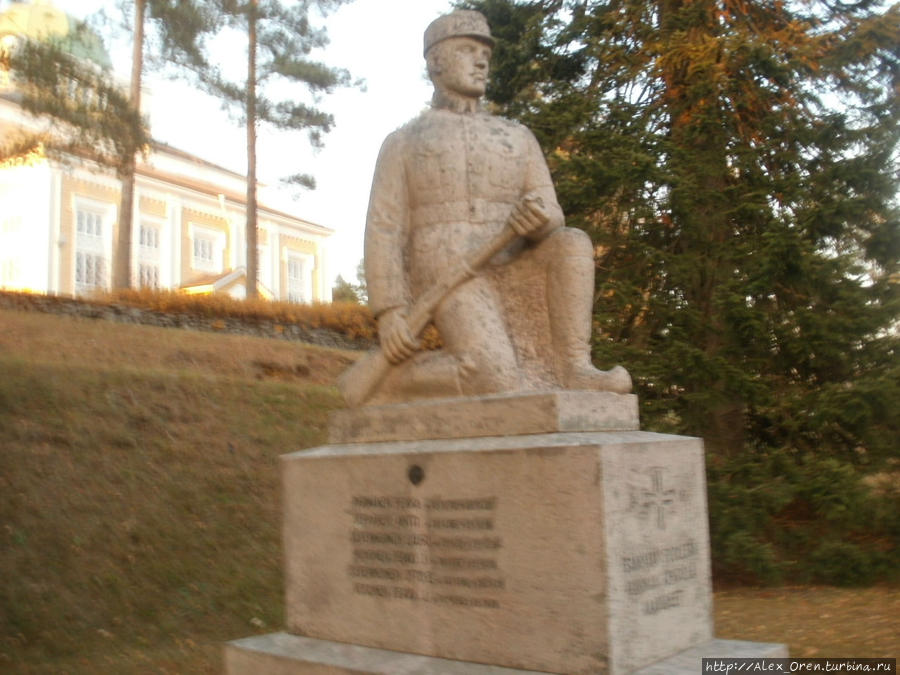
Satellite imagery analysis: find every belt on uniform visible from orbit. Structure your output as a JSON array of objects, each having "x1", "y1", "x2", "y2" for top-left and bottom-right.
[{"x1": 410, "y1": 199, "x2": 512, "y2": 226}]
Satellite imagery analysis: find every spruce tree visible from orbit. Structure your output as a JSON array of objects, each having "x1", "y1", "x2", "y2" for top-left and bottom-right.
[
  {"x1": 188, "y1": 0, "x2": 353, "y2": 300},
  {"x1": 461, "y1": 0, "x2": 899, "y2": 463}
]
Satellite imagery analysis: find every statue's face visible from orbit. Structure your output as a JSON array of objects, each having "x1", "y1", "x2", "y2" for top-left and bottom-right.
[{"x1": 431, "y1": 36, "x2": 492, "y2": 98}]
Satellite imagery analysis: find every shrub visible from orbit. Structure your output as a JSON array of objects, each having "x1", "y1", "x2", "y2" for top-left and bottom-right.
[
  {"x1": 100, "y1": 289, "x2": 448, "y2": 348},
  {"x1": 809, "y1": 540, "x2": 874, "y2": 586},
  {"x1": 707, "y1": 447, "x2": 899, "y2": 586}
]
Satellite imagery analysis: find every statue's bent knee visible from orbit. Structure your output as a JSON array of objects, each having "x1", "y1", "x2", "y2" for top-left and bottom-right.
[{"x1": 543, "y1": 226, "x2": 593, "y2": 257}]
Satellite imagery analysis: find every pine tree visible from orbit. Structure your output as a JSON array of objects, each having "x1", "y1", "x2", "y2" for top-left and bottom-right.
[
  {"x1": 332, "y1": 274, "x2": 361, "y2": 303},
  {"x1": 354, "y1": 258, "x2": 367, "y2": 304},
  {"x1": 190, "y1": 0, "x2": 353, "y2": 300},
  {"x1": 113, "y1": 0, "x2": 145, "y2": 291},
  {"x1": 114, "y1": 0, "x2": 214, "y2": 289},
  {"x1": 462, "y1": 0, "x2": 899, "y2": 462}
]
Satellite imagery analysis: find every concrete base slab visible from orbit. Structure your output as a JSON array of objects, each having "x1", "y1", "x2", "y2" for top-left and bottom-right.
[
  {"x1": 224, "y1": 632, "x2": 548, "y2": 674},
  {"x1": 634, "y1": 638, "x2": 789, "y2": 674},
  {"x1": 225, "y1": 633, "x2": 788, "y2": 674}
]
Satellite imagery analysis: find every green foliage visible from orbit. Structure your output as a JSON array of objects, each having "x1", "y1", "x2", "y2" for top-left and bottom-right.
[
  {"x1": 354, "y1": 258, "x2": 368, "y2": 304},
  {"x1": 707, "y1": 449, "x2": 899, "y2": 585},
  {"x1": 332, "y1": 274, "x2": 361, "y2": 303},
  {"x1": 1, "y1": 36, "x2": 148, "y2": 173},
  {"x1": 143, "y1": 0, "x2": 219, "y2": 72},
  {"x1": 282, "y1": 171, "x2": 317, "y2": 190},
  {"x1": 462, "y1": 0, "x2": 899, "y2": 459},
  {"x1": 332, "y1": 261, "x2": 368, "y2": 304},
  {"x1": 191, "y1": 0, "x2": 354, "y2": 145},
  {"x1": 809, "y1": 541, "x2": 875, "y2": 587}
]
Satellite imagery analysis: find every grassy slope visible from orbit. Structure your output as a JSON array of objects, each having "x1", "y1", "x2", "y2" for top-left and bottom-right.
[
  {"x1": 1, "y1": 309, "x2": 897, "y2": 672},
  {"x1": 0, "y1": 309, "x2": 350, "y2": 673}
]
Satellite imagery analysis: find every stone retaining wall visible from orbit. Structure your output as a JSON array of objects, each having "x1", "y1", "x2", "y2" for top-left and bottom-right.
[{"x1": 0, "y1": 291, "x2": 374, "y2": 352}]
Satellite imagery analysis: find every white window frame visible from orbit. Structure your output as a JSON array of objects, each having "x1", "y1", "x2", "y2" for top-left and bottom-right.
[
  {"x1": 76, "y1": 208, "x2": 104, "y2": 239},
  {"x1": 285, "y1": 251, "x2": 314, "y2": 304},
  {"x1": 139, "y1": 221, "x2": 161, "y2": 251},
  {"x1": 188, "y1": 223, "x2": 226, "y2": 274},
  {"x1": 72, "y1": 196, "x2": 114, "y2": 294},
  {"x1": 138, "y1": 217, "x2": 163, "y2": 289},
  {"x1": 75, "y1": 251, "x2": 106, "y2": 290},
  {"x1": 138, "y1": 263, "x2": 160, "y2": 289}
]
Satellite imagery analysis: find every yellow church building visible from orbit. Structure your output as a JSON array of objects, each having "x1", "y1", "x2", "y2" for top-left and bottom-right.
[{"x1": 0, "y1": 0, "x2": 334, "y2": 303}]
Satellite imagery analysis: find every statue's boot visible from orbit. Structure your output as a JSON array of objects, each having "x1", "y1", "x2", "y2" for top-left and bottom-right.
[{"x1": 547, "y1": 235, "x2": 632, "y2": 394}]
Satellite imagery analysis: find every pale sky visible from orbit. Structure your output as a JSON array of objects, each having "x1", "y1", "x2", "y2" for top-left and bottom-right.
[{"x1": 46, "y1": 0, "x2": 457, "y2": 284}]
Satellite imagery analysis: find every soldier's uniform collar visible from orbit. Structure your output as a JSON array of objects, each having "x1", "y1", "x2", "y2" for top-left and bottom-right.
[{"x1": 431, "y1": 90, "x2": 482, "y2": 114}]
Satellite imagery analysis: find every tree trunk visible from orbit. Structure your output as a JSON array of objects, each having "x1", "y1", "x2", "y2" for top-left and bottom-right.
[
  {"x1": 114, "y1": 0, "x2": 145, "y2": 290},
  {"x1": 245, "y1": 0, "x2": 259, "y2": 301},
  {"x1": 659, "y1": 0, "x2": 745, "y2": 456}
]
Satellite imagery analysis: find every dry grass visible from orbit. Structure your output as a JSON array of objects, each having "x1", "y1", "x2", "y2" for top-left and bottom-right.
[
  {"x1": 1, "y1": 309, "x2": 896, "y2": 673},
  {"x1": 99, "y1": 288, "x2": 444, "y2": 350},
  {"x1": 101, "y1": 288, "x2": 378, "y2": 341},
  {"x1": 716, "y1": 586, "x2": 899, "y2": 657},
  {"x1": 0, "y1": 309, "x2": 347, "y2": 674},
  {"x1": 0, "y1": 305, "x2": 358, "y2": 384}
]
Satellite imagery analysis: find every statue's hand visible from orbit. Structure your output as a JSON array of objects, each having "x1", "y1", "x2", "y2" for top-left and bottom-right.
[
  {"x1": 509, "y1": 195, "x2": 550, "y2": 237},
  {"x1": 378, "y1": 307, "x2": 419, "y2": 364}
]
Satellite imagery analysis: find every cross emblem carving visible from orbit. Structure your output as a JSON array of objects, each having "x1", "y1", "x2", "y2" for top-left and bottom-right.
[{"x1": 640, "y1": 467, "x2": 676, "y2": 530}]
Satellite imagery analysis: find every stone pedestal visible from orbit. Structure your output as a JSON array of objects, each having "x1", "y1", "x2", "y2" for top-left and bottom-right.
[
  {"x1": 225, "y1": 393, "x2": 786, "y2": 674},
  {"x1": 328, "y1": 391, "x2": 640, "y2": 443}
]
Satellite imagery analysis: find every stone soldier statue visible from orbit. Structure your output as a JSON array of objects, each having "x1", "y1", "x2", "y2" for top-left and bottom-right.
[{"x1": 353, "y1": 10, "x2": 630, "y2": 404}]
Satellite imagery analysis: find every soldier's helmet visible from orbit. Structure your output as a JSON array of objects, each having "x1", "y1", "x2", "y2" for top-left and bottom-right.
[{"x1": 423, "y1": 10, "x2": 494, "y2": 56}]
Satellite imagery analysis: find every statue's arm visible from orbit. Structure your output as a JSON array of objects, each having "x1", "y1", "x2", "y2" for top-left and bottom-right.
[
  {"x1": 364, "y1": 131, "x2": 418, "y2": 364},
  {"x1": 519, "y1": 128, "x2": 565, "y2": 241},
  {"x1": 365, "y1": 131, "x2": 412, "y2": 316}
]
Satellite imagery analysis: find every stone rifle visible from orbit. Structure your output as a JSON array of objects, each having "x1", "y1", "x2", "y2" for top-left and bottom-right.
[{"x1": 337, "y1": 199, "x2": 542, "y2": 407}]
